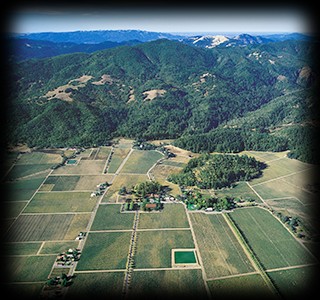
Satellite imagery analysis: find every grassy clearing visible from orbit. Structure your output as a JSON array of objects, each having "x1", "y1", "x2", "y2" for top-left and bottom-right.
[
  {"x1": 135, "y1": 230, "x2": 194, "y2": 269},
  {"x1": 207, "y1": 273, "x2": 275, "y2": 298},
  {"x1": 91, "y1": 204, "x2": 134, "y2": 230},
  {"x1": 138, "y1": 203, "x2": 189, "y2": 229},
  {"x1": 76, "y1": 232, "x2": 131, "y2": 270},
  {"x1": 130, "y1": 269, "x2": 208, "y2": 299},
  {"x1": 149, "y1": 164, "x2": 182, "y2": 196},
  {"x1": 120, "y1": 150, "x2": 163, "y2": 174},
  {"x1": 230, "y1": 207, "x2": 317, "y2": 270},
  {"x1": 5, "y1": 214, "x2": 74, "y2": 242},
  {"x1": 23, "y1": 191, "x2": 97, "y2": 213},
  {"x1": 240, "y1": 150, "x2": 288, "y2": 163},
  {"x1": 190, "y1": 213, "x2": 255, "y2": 278},
  {"x1": 68, "y1": 272, "x2": 124, "y2": 298}
]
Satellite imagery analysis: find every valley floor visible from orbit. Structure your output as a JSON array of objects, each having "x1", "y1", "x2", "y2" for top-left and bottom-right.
[{"x1": 2, "y1": 139, "x2": 319, "y2": 299}]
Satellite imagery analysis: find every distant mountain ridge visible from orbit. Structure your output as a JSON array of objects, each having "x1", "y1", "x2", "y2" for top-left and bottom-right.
[
  {"x1": 14, "y1": 29, "x2": 184, "y2": 44},
  {"x1": 182, "y1": 32, "x2": 311, "y2": 48},
  {"x1": 7, "y1": 38, "x2": 143, "y2": 62},
  {"x1": 9, "y1": 30, "x2": 314, "y2": 61}
]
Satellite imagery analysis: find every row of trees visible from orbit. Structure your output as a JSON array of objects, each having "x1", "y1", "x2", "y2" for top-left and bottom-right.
[{"x1": 178, "y1": 189, "x2": 255, "y2": 211}]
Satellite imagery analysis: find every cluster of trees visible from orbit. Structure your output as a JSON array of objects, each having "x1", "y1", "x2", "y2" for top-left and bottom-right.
[
  {"x1": 133, "y1": 180, "x2": 163, "y2": 198},
  {"x1": 273, "y1": 211, "x2": 308, "y2": 239},
  {"x1": 119, "y1": 180, "x2": 164, "y2": 199},
  {"x1": 168, "y1": 154, "x2": 266, "y2": 189}
]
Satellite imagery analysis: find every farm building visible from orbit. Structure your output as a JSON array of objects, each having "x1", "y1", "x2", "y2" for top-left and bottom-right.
[{"x1": 145, "y1": 203, "x2": 157, "y2": 209}]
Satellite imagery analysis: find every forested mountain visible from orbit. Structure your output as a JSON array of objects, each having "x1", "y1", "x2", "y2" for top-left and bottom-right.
[{"x1": 7, "y1": 38, "x2": 318, "y2": 163}]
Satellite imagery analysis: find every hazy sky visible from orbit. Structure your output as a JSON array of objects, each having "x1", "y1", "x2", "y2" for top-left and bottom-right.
[{"x1": 9, "y1": 7, "x2": 311, "y2": 34}]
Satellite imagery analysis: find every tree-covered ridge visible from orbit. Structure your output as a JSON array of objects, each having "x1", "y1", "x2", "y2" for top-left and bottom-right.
[
  {"x1": 168, "y1": 154, "x2": 266, "y2": 189},
  {"x1": 7, "y1": 39, "x2": 318, "y2": 162}
]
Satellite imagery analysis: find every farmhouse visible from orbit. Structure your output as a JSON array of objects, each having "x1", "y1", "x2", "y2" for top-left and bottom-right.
[{"x1": 145, "y1": 203, "x2": 157, "y2": 209}]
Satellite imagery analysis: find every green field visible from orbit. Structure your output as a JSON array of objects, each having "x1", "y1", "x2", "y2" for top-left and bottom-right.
[
  {"x1": 5, "y1": 214, "x2": 75, "y2": 242},
  {"x1": 190, "y1": 212, "x2": 255, "y2": 278},
  {"x1": 42, "y1": 175, "x2": 80, "y2": 191},
  {"x1": 3, "y1": 147, "x2": 318, "y2": 299},
  {"x1": 76, "y1": 232, "x2": 131, "y2": 270},
  {"x1": 7, "y1": 255, "x2": 56, "y2": 282},
  {"x1": 120, "y1": 149, "x2": 163, "y2": 174},
  {"x1": 129, "y1": 269, "x2": 208, "y2": 299},
  {"x1": 68, "y1": 272, "x2": 125, "y2": 298},
  {"x1": 135, "y1": 230, "x2": 195, "y2": 269},
  {"x1": 91, "y1": 204, "x2": 135, "y2": 230},
  {"x1": 207, "y1": 273, "x2": 275, "y2": 298},
  {"x1": 23, "y1": 191, "x2": 97, "y2": 213},
  {"x1": 107, "y1": 147, "x2": 131, "y2": 173},
  {"x1": 2, "y1": 176, "x2": 46, "y2": 201},
  {"x1": 138, "y1": 203, "x2": 189, "y2": 229},
  {"x1": 230, "y1": 207, "x2": 317, "y2": 270},
  {"x1": 267, "y1": 265, "x2": 319, "y2": 298}
]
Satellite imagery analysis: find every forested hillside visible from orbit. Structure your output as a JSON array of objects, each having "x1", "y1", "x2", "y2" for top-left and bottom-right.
[{"x1": 7, "y1": 38, "x2": 318, "y2": 163}]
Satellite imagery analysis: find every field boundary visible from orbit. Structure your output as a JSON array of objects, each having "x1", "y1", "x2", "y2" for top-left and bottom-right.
[{"x1": 223, "y1": 213, "x2": 280, "y2": 297}]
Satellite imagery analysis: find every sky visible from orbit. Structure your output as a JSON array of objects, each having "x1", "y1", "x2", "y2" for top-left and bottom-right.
[{"x1": 8, "y1": 6, "x2": 312, "y2": 35}]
